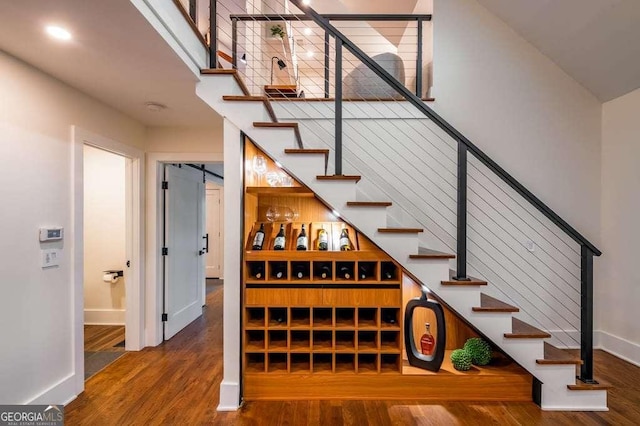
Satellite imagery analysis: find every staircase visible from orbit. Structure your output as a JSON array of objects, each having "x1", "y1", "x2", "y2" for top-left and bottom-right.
[{"x1": 195, "y1": 68, "x2": 608, "y2": 411}]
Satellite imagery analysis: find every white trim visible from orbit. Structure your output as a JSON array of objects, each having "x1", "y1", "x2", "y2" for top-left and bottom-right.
[
  {"x1": 28, "y1": 373, "x2": 78, "y2": 406},
  {"x1": 84, "y1": 309, "x2": 126, "y2": 325},
  {"x1": 145, "y1": 152, "x2": 223, "y2": 347},
  {"x1": 217, "y1": 381, "x2": 240, "y2": 411},
  {"x1": 72, "y1": 126, "x2": 145, "y2": 397},
  {"x1": 595, "y1": 330, "x2": 640, "y2": 367}
]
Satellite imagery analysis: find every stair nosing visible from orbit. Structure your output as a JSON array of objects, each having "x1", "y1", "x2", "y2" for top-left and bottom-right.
[
  {"x1": 378, "y1": 228, "x2": 423, "y2": 234},
  {"x1": 316, "y1": 175, "x2": 361, "y2": 182},
  {"x1": 346, "y1": 201, "x2": 393, "y2": 207}
]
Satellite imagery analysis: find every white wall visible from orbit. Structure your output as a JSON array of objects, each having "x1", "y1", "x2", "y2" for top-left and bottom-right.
[
  {"x1": 146, "y1": 125, "x2": 223, "y2": 153},
  {"x1": 83, "y1": 146, "x2": 127, "y2": 325},
  {"x1": 0, "y1": 50, "x2": 145, "y2": 404},
  {"x1": 432, "y1": 0, "x2": 602, "y2": 243},
  {"x1": 598, "y1": 87, "x2": 640, "y2": 365}
]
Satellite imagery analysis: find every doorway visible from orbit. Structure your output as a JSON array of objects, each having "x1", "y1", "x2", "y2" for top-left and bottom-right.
[{"x1": 83, "y1": 145, "x2": 128, "y2": 379}]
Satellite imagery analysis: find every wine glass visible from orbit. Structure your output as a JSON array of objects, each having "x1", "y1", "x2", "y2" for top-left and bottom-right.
[
  {"x1": 252, "y1": 155, "x2": 267, "y2": 185},
  {"x1": 266, "y1": 206, "x2": 280, "y2": 222},
  {"x1": 266, "y1": 171, "x2": 281, "y2": 187},
  {"x1": 283, "y1": 206, "x2": 294, "y2": 222},
  {"x1": 279, "y1": 172, "x2": 292, "y2": 187}
]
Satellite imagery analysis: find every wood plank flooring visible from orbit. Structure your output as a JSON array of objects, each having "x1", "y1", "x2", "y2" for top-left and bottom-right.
[
  {"x1": 84, "y1": 325, "x2": 125, "y2": 352},
  {"x1": 66, "y1": 282, "x2": 640, "y2": 425}
]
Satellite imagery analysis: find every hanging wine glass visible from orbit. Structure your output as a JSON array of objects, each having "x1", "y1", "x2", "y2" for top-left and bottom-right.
[
  {"x1": 291, "y1": 208, "x2": 300, "y2": 221},
  {"x1": 279, "y1": 172, "x2": 292, "y2": 187},
  {"x1": 252, "y1": 155, "x2": 267, "y2": 186}
]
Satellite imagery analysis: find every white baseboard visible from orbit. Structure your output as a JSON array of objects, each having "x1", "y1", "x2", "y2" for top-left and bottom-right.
[
  {"x1": 595, "y1": 330, "x2": 640, "y2": 367},
  {"x1": 217, "y1": 381, "x2": 240, "y2": 411},
  {"x1": 84, "y1": 308, "x2": 125, "y2": 325},
  {"x1": 27, "y1": 373, "x2": 78, "y2": 405}
]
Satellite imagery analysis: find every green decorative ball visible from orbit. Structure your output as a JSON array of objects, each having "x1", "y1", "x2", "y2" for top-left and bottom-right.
[
  {"x1": 463, "y1": 337, "x2": 493, "y2": 366},
  {"x1": 450, "y1": 349, "x2": 472, "y2": 371}
]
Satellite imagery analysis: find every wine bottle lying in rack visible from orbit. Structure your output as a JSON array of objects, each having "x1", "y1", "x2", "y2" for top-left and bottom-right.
[
  {"x1": 338, "y1": 265, "x2": 351, "y2": 280},
  {"x1": 315, "y1": 263, "x2": 331, "y2": 279},
  {"x1": 272, "y1": 263, "x2": 287, "y2": 279},
  {"x1": 359, "y1": 264, "x2": 373, "y2": 280},
  {"x1": 293, "y1": 263, "x2": 309, "y2": 279},
  {"x1": 250, "y1": 263, "x2": 264, "y2": 279}
]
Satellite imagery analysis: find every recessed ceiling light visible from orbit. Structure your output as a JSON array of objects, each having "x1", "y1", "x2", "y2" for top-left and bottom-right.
[
  {"x1": 144, "y1": 102, "x2": 168, "y2": 112},
  {"x1": 302, "y1": 0, "x2": 311, "y2": 5},
  {"x1": 45, "y1": 25, "x2": 72, "y2": 41},
  {"x1": 303, "y1": 27, "x2": 312, "y2": 36},
  {"x1": 306, "y1": 50, "x2": 314, "y2": 58}
]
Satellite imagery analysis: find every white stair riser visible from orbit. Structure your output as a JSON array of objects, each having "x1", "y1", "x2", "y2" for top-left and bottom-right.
[
  {"x1": 541, "y1": 388, "x2": 608, "y2": 411},
  {"x1": 372, "y1": 233, "x2": 419, "y2": 261},
  {"x1": 340, "y1": 207, "x2": 388, "y2": 236},
  {"x1": 196, "y1": 77, "x2": 244, "y2": 103},
  {"x1": 246, "y1": 129, "x2": 298, "y2": 153},
  {"x1": 277, "y1": 155, "x2": 326, "y2": 183},
  {"x1": 311, "y1": 182, "x2": 357, "y2": 211},
  {"x1": 433, "y1": 286, "x2": 483, "y2": 310},
  {"x1": 220, "y1": 102, "x2": 272, "y2": 128}
]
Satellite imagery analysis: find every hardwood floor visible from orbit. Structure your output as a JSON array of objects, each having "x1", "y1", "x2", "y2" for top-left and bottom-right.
[
  {"x1": 66, "y1": 282, "x2": 640, "y2": 425},
  {"x1": 84, "y1": 325, "x2": 125, "y2": 352}
]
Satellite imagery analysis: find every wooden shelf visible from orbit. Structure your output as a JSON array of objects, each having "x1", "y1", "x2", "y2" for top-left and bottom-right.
[{"x1": 246, "y1": 186, "x2": 314, "y2": 196}]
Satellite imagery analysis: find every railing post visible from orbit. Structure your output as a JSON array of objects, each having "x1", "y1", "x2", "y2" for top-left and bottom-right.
[
  {"x1": 335, "y1": 37, "x2": 343, "y2": 175},
  {"x1": 231, "y1": 17, "x2": 238, "y2": 69},
  {"x1": 580, "y1": 245, "x2": 596, "y2": 383},
  {"x1": 324, "y1": 31, "x2": 330, "y2": 99},
  {"x1": 416, "y1": 18, "x2": 423, "y2": 98},
  {"x1": 453, "y1": 141, "x2": 469, "y2": 281},
  {"x1": 209, "y1": 0, "x2": 218, "y2": 68}
]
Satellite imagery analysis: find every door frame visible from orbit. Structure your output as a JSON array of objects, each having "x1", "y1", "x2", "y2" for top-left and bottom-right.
[
  {"x1": 146, "y1": 153, "x2": 223, "y2": 346},
  {"x1": 72, "y1": 126, "x2": 144, "y2": 395}
]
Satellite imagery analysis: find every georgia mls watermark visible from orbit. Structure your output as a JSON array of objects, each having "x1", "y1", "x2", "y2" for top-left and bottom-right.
[{"x1": 0, "y1": 405, "x2": 63, "y2": 426}]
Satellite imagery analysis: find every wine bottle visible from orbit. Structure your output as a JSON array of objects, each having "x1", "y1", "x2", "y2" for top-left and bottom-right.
[
  {"x1": 252, "y1": 223, "x2": 265, "y2": 250},
  {"x1": 250, "y1": 263, "x2": 264, "y2": 279},
  {"x1": 317, "y1": 263, "x2": 331, "y2": 279},
  {"x1": 317, "y1": 224, "x2": 328, "y2": 251},
  {"x1": 273, "y1": 224, "x2": 286, "y2": 250},
  {"x1": 339, "y1": 225, "x2": 352, "y2": 251},
  {"x1": 293, "y1": 263, "x2": 308, "y2": 279},
  {"x1": 296, "y1": 224, "x2": 308, "y2": 251},
  {"x1": 338, "y1": 265, "x2": 352, "y2": 280},
  {"x1": 420, "y1": 323, "x2": 435, "y2": 356},
  {"x1": 382, "y1": 310, "x2": 396, "y2": 325},
  {"x1": 272, "y1": 262, "x2": 286, "y2": 279},
  {"x1": 382, "y1": 263, "x2": 395, "y2": 280},
  {"x1": 358, "y1": 264, "x2": 372, "y2": 280}
]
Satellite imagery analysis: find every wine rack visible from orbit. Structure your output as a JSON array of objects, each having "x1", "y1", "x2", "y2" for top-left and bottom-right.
[{"x1": 244, "y1": 307, "x2": 402, "y2": 374}]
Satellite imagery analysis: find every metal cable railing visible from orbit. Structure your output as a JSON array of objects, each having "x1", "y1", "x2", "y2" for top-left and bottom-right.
[{"x1": 178, "y1": 0, "x2": 600, "y2": 382}]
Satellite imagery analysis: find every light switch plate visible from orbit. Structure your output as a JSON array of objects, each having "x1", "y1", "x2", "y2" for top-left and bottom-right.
[{"x1": 42, "y1": 249, "x2": 61, "y2": 268}]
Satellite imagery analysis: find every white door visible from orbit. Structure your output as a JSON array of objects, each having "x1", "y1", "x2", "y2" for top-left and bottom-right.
[
  {"x1": 163, "y1": 164, "x2": 205, "y2": 340},
  {"x1": 205, "y1": 185, "x2": 223, "y2": 279}
]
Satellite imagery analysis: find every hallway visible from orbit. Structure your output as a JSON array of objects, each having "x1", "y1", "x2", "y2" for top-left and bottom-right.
[{"x1": 65, "y1": 281, "x2": 640, "y2": 425}]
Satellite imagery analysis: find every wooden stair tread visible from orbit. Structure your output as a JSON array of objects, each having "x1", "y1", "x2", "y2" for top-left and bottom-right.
[
  {"x1": 223, "y1": 96, "x2": 277, "y2": 122},
  {"x1": 316, "y1": 175, "x2": 361, "y2": 182},
  {"x1": 536, "y1": 342, "x2": 583, "y2": 365},
  {"x1": 567, "y1": 381, "x2": 611, "y2": 391},
  {"x1": 505, "y1": 318, "x2": 551, "y2": 339},
  {"x1": 442, "y1": 270, "x2": 487, "y2": 286},
  {"x1": 264, "y1": 85, "x2": 298, "y2": 99},
  {"x1": 473, "y1": 293, "x2": 519, "y2": 313},
  {"x1": 254, "y1": 122, "x2": 298, "y2": 128},
  {"x1": 409, "y1": 247, "x2": 455, "y2": 259},
  {"x1": 269, "y1": 97, "x2": 436, "y2": 102},
  {"x1": 346, "y1": 201, "x2": 392, "y2": 207},
  {"x1": 284, "y1": 149, "x2": 329, "y2": 155},
  {"x1": 201, "y1": 68, "x2": 250, "y2": 95},
  {"x1": 378, "y1": 228, "x2": 423, "y2": 234}
]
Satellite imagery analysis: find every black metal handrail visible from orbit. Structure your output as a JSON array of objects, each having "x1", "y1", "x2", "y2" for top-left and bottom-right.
[{"x1": 287, "y1": 0, "x2": 600, "y2": 383}]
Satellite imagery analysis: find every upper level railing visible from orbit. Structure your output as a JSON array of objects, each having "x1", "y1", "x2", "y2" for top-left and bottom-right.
[{"x1": 175, "y1": 0, "x2": 601, "y2": 384}]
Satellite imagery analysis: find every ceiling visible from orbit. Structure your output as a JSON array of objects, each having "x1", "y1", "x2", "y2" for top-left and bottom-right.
[
  {"x1": 0, "y1": 0, "x2": 221, "y2": 127},
  {"x1": 476, "y1": 0, "x2": 640, "y2": 101}
]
